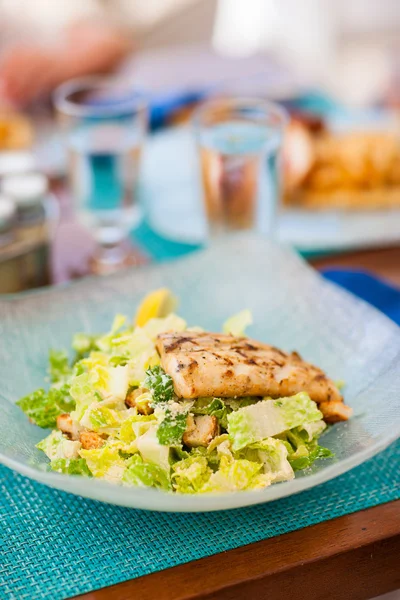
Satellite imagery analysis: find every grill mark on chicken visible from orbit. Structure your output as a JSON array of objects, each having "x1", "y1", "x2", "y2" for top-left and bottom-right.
[{"x1": 156, "y1": 331, "x2": 351, "y2": 423}]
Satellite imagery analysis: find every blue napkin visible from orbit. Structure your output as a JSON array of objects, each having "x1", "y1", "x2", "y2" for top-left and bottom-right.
[
  {"x1": 149, "y1": 90, "x2": 346, "y2": 129},
  {"x1": 323, "y1": 269, "x2": 400, "y2": 326}
]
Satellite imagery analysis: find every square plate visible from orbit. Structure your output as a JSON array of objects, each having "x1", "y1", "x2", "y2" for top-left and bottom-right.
[{"x1": 0, "y1": 234, "x2": 399, "y2": 512}]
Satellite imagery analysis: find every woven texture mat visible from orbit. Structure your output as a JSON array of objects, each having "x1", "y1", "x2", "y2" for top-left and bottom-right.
[{"x1": 1, "y1": 440, "x2": 399, "y2": 600}]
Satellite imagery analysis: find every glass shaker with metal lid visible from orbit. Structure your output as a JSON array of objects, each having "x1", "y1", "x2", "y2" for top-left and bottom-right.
[
  {"x1": 0, "y1": 195, "x2": 17, "y2": 246},
  {"x1": 0, "y1": 173, "x2": 51, "y2": 293},
  {"x1": 1, "y1": 172, "x2": 48, "y2": 224}
]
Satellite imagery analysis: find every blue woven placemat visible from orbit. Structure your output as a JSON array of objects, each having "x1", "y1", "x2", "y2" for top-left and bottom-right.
[
  {"x1": 1, "y1": 270, "x2": 400, "y2": 600},
  {"x1": 1, "y1": 442, "x2": 399, "y2": 600}
]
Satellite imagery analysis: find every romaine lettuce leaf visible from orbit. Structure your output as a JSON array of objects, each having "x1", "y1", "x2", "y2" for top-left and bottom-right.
[
  {"x1": 172, "y1": 455, "x2": 212, "y2": 494},
  {"x1": 48, "y1": 350, "x2": 72, "y2": 384},
  {"x1": 156, "y1": 401, "x2": 188, "y2": 446},
  {"x1": 227, "y1": 393, "x2": 322, "y2": 451},
  {"x1": 136, "y1": 426, "x2": 170, "y2": 472},
  {"x1": 224, "y1": 397, "x2": 258, "y2": 411},
  {"x1": 192, "y1": 398, "x2": 228, "y2": 429},
  {"x1": 119, "y1": 413, "x2": 157, "y2": 443},
  {"x1": 108, "y1": 365, "x2": 130, "y2": 400},
  {"x1": 123, "y1": 454, "x2": 171, "y2": 490},
  {"x1": 144, "y1": 366, "x2": 174, "y2": 404},
  {"x1": 298, "y1": 419, "x2": 326, "y2": 442},
  {"x1": 50, "y1": 457, "x2": 92, "y2": 476},
  {"x1": 17, "y1": 385, "x2": 74, "y2": 429},
  {"x1": 36, "y1": 430, "x2": 81, "y2": 460},
  {"x1": 157, "y1": 412, "x2": 187, "y2": 446},
  {"x1": 247, "y1": 437, "x2": 294, "y2": 483},
  {"x1": 283, "y1": 426, "x2": 334, "y2": 471},
  {"x1": 95, "y1": 314, "x2": 128, "y2": 353},
  {"x1": 70, "y1": 373, "x2": 98, "y2": 421},
  {"x1": 142, "y1": 314, "x2": 186, "y2": 340},
  {"x1": 72, "y1": 332, "x2": 98, "y2": 357},
  {"x1": 200, "y1": 455, "x2": 266, "y2": 493},
  {"x1": 81, "y1": 406, "x2": 121, "y2": 432},
  {"x1": 79, "y1": 446, "x2": 126, "y2": 483},
  {"x1": 289, "y1": 445, "x2": 333, "y2": 471}
]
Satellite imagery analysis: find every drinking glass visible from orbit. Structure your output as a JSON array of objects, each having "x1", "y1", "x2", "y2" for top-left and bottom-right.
[
  {"x1": 54, "y1": 77, "x2": 148, "y2": 273},
  {"x1": 193, "y1": 98, "x2": 287, "y2": 237}
]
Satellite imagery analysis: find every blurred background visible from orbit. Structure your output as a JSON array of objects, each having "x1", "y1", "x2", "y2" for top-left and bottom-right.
[{"x1": 1, "y1": 0, "x2": 400, "y2": 292}]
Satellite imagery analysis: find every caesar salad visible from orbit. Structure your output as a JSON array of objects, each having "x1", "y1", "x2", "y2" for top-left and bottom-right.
[{"x1": 17, "y1": 288, "x2": 352, "y2": 494}]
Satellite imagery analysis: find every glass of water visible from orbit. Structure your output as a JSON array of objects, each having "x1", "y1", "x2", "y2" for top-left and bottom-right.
[
  {"x1": 193, "y1": 98, "x2": 287, "y2": 237},
  {"x1": 54, "y1": 77, "x2": 148, "y2": 273}
]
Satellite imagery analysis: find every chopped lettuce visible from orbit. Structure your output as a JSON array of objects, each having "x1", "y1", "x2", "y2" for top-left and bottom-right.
[
  {"x1": 247, "y1": 437, "x2": 294, "y2": 483},
  {"x1": 142, "y1": 314, "x2": 186, "y2": 340},
  {"x1": 95, "y1": 314, "x2": 128, "y2": 353},
  {"x1": 299, "y1": 419, "x2": 327, "y2": 442},
  {"x1": 70, "y1": 373, "x2": 98, "y2": 421},
  {"x1": 172, "y1": 455, "x2": 212, "y2": 493},
  {"x1": 72, "y1": 332, "x2": 98, "y2": 357},
  {"x1": 36, "y1": 430, "x2": 81, "y2": 461},
  {"x1": 224, "y1": 397, "x2": 258, "y2": 411},
  {"x1": 123, "y1": 454, "x2": 170, "y2": 490},
  {"x1": 283, "y1": 425, "x2": 333, "y2": 471},
  {"x1": 136, "y1": 426, "x2": 170, "y2": 472},
  {"x1": 108, "y1": 365, "x2": 130, "y2": 400},
  {"x1": 50, "y1": 457, "x2": 92, "y2": 477},
  {"x1": 192, "y1": 398, "x2": 228, "y2": 429},
  {"x1": 17, "y1": 385, "x2": 74, "y2": 429},
  {"x1": 48, "y1": 350, "x2": 72, "y2": 384},
  {"x1": 200, "y1": 455, "x2": 267, "y2": 493},
  {"x1": 79, "y1": 446, "x2": 126, "y2": 483},
  {"x1": 124, "y1": 328, "x2": 159, "y2": 386},
  {"x1": 144, "y1": 365, "x2": 174, "y2": 404},
  {"x1": 119, "y1": 413, "x2": 157, "y2": 443},
  {"x1": 81, "y1": 406, "x2": 122, "y2": 432},
  {"x1": 118, "y1": 414, "x2": 157, "y2": 444},
  {"x1": 157, "y1": 410, "x2": 187, "y2": 446},
  {"x1": 227, "y1": 393, "x2": 323, "y2": 451},
  {"x1": 289, "y1": 445, "x2": 333, "y2": 471},
  {"x1": 223, "y1": 309, "x2": 253, "y2": 337}
]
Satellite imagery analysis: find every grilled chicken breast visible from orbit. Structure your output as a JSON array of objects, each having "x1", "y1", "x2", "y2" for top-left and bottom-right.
[{"x1": 156, "y1": 331, "x2": 351, "y2": 422}]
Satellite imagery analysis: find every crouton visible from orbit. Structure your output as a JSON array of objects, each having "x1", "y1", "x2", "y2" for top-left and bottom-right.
[
  {"x1": 79, "y1": 431, "x2": 105, "y2": 450},
  {"x1": 125, "y1": 387, "x2": 153, "y2": 415}
]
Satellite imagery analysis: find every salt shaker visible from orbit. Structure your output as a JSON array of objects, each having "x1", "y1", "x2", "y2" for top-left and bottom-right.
[
  {"x1": 1, "y1": 172, "x2": 48, "y2": 225},
  {"x1": 0, "y1": 195, "x2": 17, "y2": 246}
]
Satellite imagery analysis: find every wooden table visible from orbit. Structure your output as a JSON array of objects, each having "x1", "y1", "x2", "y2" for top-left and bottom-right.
[{"x1": 75, "y1": 246, "x2": 400, "y2": 600}]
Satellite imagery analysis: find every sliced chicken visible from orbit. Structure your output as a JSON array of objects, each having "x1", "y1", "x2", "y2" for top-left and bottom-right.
[
  {"x1": 57, "y1": 413, "x2": 81, "y2": 440},
  {"x1": 319, "y1": 401, "x2": 352, "y2": 423},
  {"x1": 183, "y1": 415, "x2": 219, "y2": 448},
  {"x1": 156, "y1": 331, "x2": 351, "y2": 423}
]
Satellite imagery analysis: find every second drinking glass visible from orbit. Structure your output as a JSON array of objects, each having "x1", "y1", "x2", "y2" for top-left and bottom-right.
[{"x1": 193, "y1": 98, "x2": 287, "y2": 238}]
